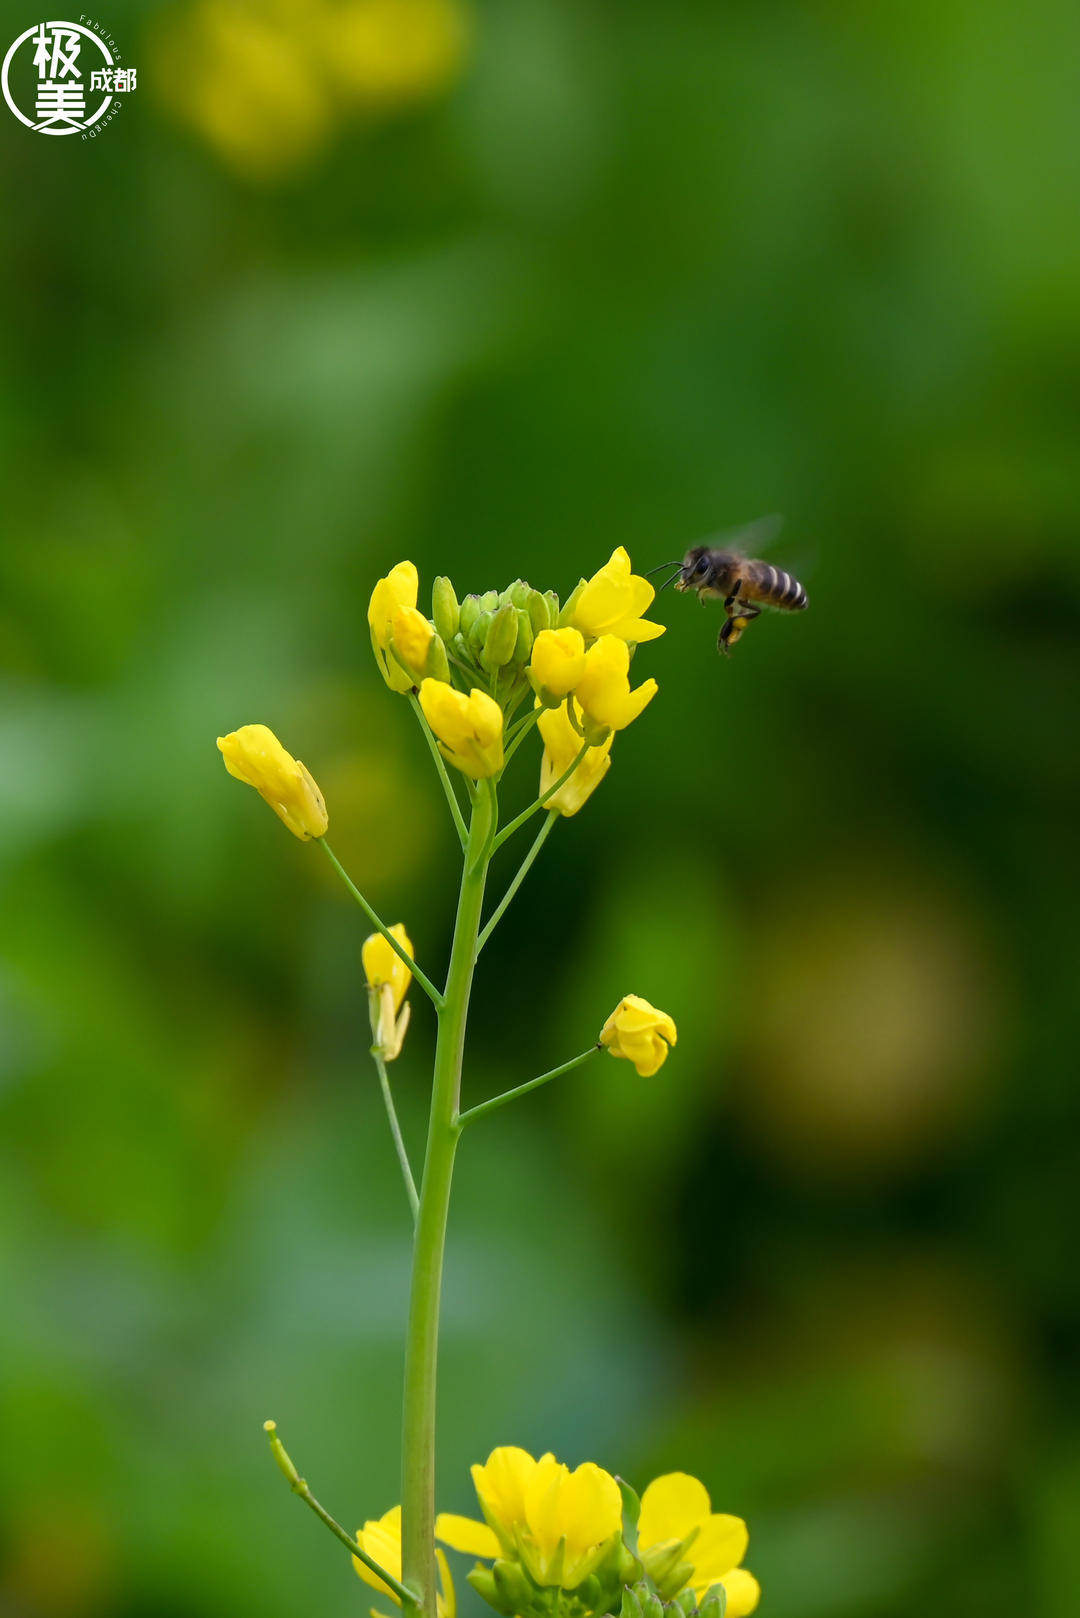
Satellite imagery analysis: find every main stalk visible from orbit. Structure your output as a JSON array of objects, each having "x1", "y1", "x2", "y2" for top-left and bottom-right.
[{"x1": 400, "y1": 783, "x2": 493, "y2": 1616}]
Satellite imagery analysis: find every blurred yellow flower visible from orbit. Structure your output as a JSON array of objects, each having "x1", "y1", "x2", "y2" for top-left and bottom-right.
[
  {"x1": 354, "y1": 1505, "x2": 455, "y2": 1617},
  {"x1": 419, "y1": 680, "x2": 504, "y2": 779},
  {"x1": 537, "y1": 701, "x2": 612, "y2": 816},
  {"x1": 530, "y1": 627, "x2": 586, "y2": 702},
  {"x1": 392, "y1": 604, "x2": 435, "y2": 684},
  {"x1": 638, "y1": 1473, "x2": 759, "y2": 1615},
  {"x1": 575, "y1": 635, "x2": 658, "y2": 733},
  {"x1": 325, "y1": 0, "x2": 469, "y2": 105},
  {"x1": 153, "y1": 0, "x2": 469, "y2": 182},
  {"x1": 370, "y1": 562, "x2": 420, "y2": 693},
  {"x1": 598, "y1": 996, "x2": 677, "y2": 1077},
  {"x1": 363, "y1": 923, "x2": 414, "y2": 1060},
  {"x1": 571, "y1": 547, "x2": 666, "y2": 644},
  {"x1": 437, "y1": 1446, "x2": 622, "y2": 1590},
  {"x1": 217, "y1": 723, "x2": 328, "y2": 840}
]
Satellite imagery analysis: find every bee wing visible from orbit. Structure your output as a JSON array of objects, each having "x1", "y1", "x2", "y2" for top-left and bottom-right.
[{"x1": 691, "y1": 513, "x2": 785, "y2": 557}]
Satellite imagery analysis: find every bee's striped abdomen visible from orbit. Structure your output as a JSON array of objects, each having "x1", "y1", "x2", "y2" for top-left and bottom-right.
[{"x1": 744, "y1": 560, "x2": 808, "y2": 611}]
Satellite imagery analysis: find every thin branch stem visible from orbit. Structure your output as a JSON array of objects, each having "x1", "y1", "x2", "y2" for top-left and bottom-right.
[
  {"x1": 501, "y1": 707, "x2": 540, "y2": 768},
  {"x1": 409, "y1": 695, "x2": 467, "y2": 849},
  {"x1": 263, "y1": 1421, "x2": 416, "y2": 1604},
  {"x1": 476, "y1": 812, "x2": 557, "y2": 956},
  {"x1": 491, "y1": 742, "x2": 590, "y2": 852},
  {"x1": 320, "y1": 840, "x2": 444, "y2": 1010},
  {"x1": 373, "y1": 1051, "x2": 420, "y2": 1226},
  {"x1": 457, "y1": 1046, "x2": 600, "y2": 1129}
]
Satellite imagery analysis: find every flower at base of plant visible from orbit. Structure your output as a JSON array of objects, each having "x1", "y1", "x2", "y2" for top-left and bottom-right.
[
  {"x1": 538, "y1": 701, "x2": 612, "y2": 816},
  {"x1": 419, "y1": 680, "x2": 504, "y2": 778},
  {"x1": 529, "y1": 627, "x2": 587, "y2": 704},
  {"x1": 599, "y1": 996, "x2": 677, "y2": 1077},
  {"x1": 637, "y1": 1473, "x2": 759, "y2": 1615},
  {"x1": 437, "y1": 1445, "x2": 624, "y2": 1590},
  {"x1": 575, "y1": 636, "x2": 658, "y2": 736},
  {"x1": 566, "y1": 546, "x2": 666, "y2": 644},
  {"x1": 216, "y1": 723, "x2": 328, "y2": 840},
  {"x1": 363, "y1": 924, "x2": 413, "y2": 1061},
  {"x1": 353, "y1": 1505, "x2": 456, "y2": 1618},
  {"x1": 369, "y1": 561, "x2": 420, "y2": 692}
]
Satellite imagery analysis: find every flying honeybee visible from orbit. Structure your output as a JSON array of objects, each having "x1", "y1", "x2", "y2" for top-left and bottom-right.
[{"x1": 650, "y1": 517, "x2": 809, "y2": 655}]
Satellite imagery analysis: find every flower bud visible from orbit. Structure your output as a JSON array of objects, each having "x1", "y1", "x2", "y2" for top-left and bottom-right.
[
  {"x1": 432, "y1": 576, "x2": 460, "y2": 641},
  {"x1": 558, "y1": 578, "x2": 586, "y2": 627},
  {"x1": 506, "y1": 579, "x2": 532, "y2": 610},
  {"x1": 699, "y1": 1591, "x2": 727, "y2": 1618},
  {"x1": 481, "y1": 601, "x2": 519, "y2": 673},
  {"x1": 599, "y1": 995, "x2": 677, "y2": 1077},
  {"x1": 460, "y1": 593, "x2": 483, "y2": 640},
  {"x1": 363, "y1": 923, "x2": 413, "y2": 1061},
  {"x1": 390, "y1": 605, "x2": 435, "y2": 685},
  {"x1": 368, "y1": 561, "x2": 420, "y2": 693},
  {"x1": 525, "y1": 587, "x2": 554, "y2": 634},
  {"x1": 468, "y1": 1566, "x2": 518, "y2": 1618},
  {"x1": 419, "y1": 680, "x2": 505, "y2": 778},
  {"x1": 513, "y1": 608, "x2": 534, "y2": 664},
  {"x1": 529, "y1": 627, "x2": 586, "y2": 704},
  {"x1": 217, "y1": 723, "x2": 328, "y2": 840}
]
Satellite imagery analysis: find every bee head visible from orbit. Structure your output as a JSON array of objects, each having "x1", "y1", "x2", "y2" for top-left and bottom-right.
[{"x1": 677, "y1": 546, "x2": 725, "y2": 593}]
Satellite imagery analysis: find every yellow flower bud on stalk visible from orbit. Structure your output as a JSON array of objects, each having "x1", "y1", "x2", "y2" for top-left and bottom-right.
[
  {"x1": 529, "y1": 627, "x2": 587, "y2": 704},
  {"x1": 363, "y1": 923, "x2": 414, "y2": 1061},
  {"x1": 575, "y1": 634, "x2": 658, "y2": 735},
  {"x1": 369, "y1": 560, "x2": 420, "y2": 692},
  {"x1": 217, "y1": 723, "x2": 328, "y2": 840},
  {"x1": 419, "y1": 679, "x2": 505, "y2": 778},
  {"x1": 599, "y1": 995, "x2": 677, "y2": 1076},
  {"x1": 391, "y1": 605, "x2": 451, "y2": 686}
]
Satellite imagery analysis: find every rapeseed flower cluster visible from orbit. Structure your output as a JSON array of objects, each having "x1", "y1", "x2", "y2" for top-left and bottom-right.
[{"x1": 356, "y1": 1448, "x2": 758, "y2": 1618}]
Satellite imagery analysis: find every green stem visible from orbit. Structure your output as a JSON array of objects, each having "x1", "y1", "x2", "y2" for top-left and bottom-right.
[
  {"x1": 320, "y1": 840, "x2": 444, "y2": 1009},
  {"x1": 501, "y1": 707, "x2": 540, "y2": 767},
  {"x1": 400, "y1": 781, "x2": 495, "y2": 1618},
  {"x1": 491, "y1": 742, "x2": 590, "y2": 852},
  {"x1": 457, "y1": 1046, "x2": 600, "y2": 1129},
  {"x1": 476, "y1": 812, "x2": 557, "y2": 955},
  {"x1": 263, "y1": 1421, "x2": 415, "y2": 1603},
  {"x1": 409, "y1": 695, "x2": 468, "y2": 849},
  {"x1": 373, "y1": 1051, "x2": 420, "y2": 1226}
]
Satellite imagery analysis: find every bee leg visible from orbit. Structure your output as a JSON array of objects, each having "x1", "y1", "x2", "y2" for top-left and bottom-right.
[
  {"x1": 724, "y1": 579, "x2": 744, "y2": 611},
  {"x1": 718, "y1": 601, "x2": 760, "y2": 657}
]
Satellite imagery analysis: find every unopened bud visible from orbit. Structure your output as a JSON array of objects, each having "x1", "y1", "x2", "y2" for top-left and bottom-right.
[
  {"x1": 432, "y1": 576, "x2": 460, "y2": 641},
  {"x1": 481, "y1": 601, "x2": 519, "y2": 672},
  {"x1": 558, "y1": 579, "x2": 586, "y2": 627}
]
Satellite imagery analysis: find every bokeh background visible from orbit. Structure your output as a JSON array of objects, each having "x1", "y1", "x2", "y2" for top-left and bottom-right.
[{"x1": 2, "y1": 2, "x2": 1078, "y2": 1615}]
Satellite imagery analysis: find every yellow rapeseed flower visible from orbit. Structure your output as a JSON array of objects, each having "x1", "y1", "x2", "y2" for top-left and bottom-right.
[
  {"x1": 325, "y1": 0, "x2": 469, "y2": 106},
  {"x1": 529, "y1": 627, "x2": 587, "y2": 703},
  {"x1": 369, "y1": 562, "x2": 420, "y2": 693},
  {"x1": 436, "y1": 1446, "x2": 623, "y2": 1591},
  {"x1": 575, "y1": 635, "x2": 658, "y2": 734},
  {"x1": 598, "y1": 996, "x2": 677, "y2": 1077},
  {"x1": 537, "y1": 701, "x2": 612, "y2": 816},
  {"x1": 217, "y1": 723, "x2": 328, "y2": 840},
  {"x1": 571, "y1": 547, "x2": 666, "y2": 644},
  {"x1": 363, "y1": 923, "x2": 413, "y2": 1061},
  {"x1": 419, "y1": 680, "x2": 504, "y2": 779},
  {"x1": 353, "y1": 1505, "x2": 455, "y2": 1617},
  {"x1": 638, "y1": 1473, "x2": 759, "y2": 1615}
]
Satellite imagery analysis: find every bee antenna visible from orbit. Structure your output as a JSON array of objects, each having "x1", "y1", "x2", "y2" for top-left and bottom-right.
[
  {"x1": 655, "y1": 567, "x2": 683, "y2": 596},
  {"x1": 644, "y1": 559, "x2": 682, "y2": 577}
]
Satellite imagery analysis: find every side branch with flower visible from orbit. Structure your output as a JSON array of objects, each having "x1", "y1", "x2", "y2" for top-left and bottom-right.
[{"x1": 218, "y1": 544, "x2": 757, "y2": 1618}]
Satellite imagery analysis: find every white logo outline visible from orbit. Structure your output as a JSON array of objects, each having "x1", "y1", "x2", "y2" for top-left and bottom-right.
[{"x1": 3, "y1": 20, "x2": 125, "y2": 135}]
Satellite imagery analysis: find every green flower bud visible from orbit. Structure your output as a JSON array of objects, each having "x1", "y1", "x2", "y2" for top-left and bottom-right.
[
  {"x1": 426, "y1": 633, "x2": 451, "y2": 684},
  {"x1": 481, "y1": 600, "x2": 519, "y2": 672},
  {"x1": 480, "y1": 589, "x2": 500, "y2": 613},
  {"x1": 507, "y1": 579, "x2": 532, "y2": 609},
  {"x1": 675, "y1": 1592, "x2": 697, "y2": 1616},
  {"x1": 460, "y1": 594, "x2": 483, "y2": 639},
  {"x1": 621, "y1": 1589, "x2": 644, "y2": 1618},
  {"x1": 698, "y1": 1589, "x2": 727, "y2": 1618},
  {"x1": 514, "y1": 608, "x2": 534, "y2": 663},
  {"x1": 432, "y1": 576, "x2": 460, "y2": 641},
  {"x1": 526, "y1": 588, "x2": 553, "y2": 634},
  {"x1": 468, "y1": 1566, "x2": 518, "y2": 1618},
  {"x1": 491, "y1": 1558, "x2": 537, "y2": 1614},
  {"x1": 642, "y1": 1595, "x2": 666, "y2": 1618}
]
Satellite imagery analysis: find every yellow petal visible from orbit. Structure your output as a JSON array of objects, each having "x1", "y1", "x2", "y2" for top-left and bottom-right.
[
  {"x1": 471, "y1": 1445, "x2": 538, "y2": 1535},
  {"x1": 558, "y1": 1462, "x2": 623, "y2": 1558},
  {"x1": 436, "y1": 1513, "x2": 501, "y2": 1559},
  {"x1": 638, "y1": 1472, "x2": 710, "y2": 1549},
  {"x1": 688, "y1": 1514, "x2": 750, "y2": 1586},
  {"x1": 353, "y1": 1505, "x2": 404, "y2": 1599},
  {"x1": 715, "y1": 1569, "x2": 761, "y2": 1617}
]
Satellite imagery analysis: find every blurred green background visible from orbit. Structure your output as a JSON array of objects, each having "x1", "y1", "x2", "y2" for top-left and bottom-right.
[{"x1": 2, "y1": 2, "x2": 1078, "y2": 1615}]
